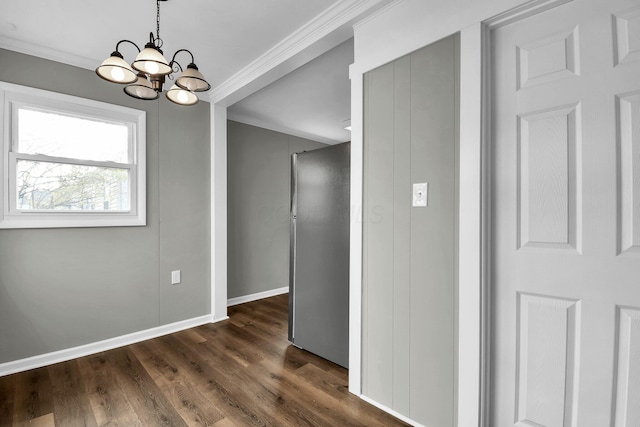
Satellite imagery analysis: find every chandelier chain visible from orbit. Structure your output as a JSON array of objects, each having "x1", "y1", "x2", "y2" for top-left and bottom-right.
[{"x1": 156, "y1": 0, "x2": 163, "y2": 48}]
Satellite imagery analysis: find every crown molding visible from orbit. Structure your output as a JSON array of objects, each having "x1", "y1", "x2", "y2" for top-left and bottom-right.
[
  {"x1": 352, "y1": 0, "x2": 404, "y2": 31},
  {"x1": 485, "y1": 0, "x2": 573, "y2": 29},
  {"x1": 209, "y1": 0, "x2": 391, "y2": 104},
  {"x1": 0, "y1": 35, "x2": 97, "y2": 71}
]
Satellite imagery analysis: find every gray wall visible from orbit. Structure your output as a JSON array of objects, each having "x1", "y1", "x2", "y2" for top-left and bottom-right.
[
  {"x1": 0, "y1": 48, "x2": 211, "y2": 363},
  {"x1": 227, "y1": 120, "x2": 326, "y2": 300},
  {"x1": 362, "y1": 35, "x2": 459, "y2": 426}
]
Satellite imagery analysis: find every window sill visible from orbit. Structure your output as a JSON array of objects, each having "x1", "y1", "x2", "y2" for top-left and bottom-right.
[{"x1": 0, "y1": 213, "x2": 146, "y2": 229}]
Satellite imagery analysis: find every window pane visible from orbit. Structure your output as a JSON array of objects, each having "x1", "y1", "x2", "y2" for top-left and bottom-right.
[
  {"x1": 17, "y1": 108, "x2": 130, "y2": 163},
  {"x1": 16, "y1": 160, "x2": 130, "y2": 211}
]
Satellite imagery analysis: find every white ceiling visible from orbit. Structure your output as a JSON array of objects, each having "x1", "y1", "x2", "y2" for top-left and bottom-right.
[
  {"x1": 0, "y1": 0, "x2": 363, "y2": 143},
  {"x1": 0, "y1": 0, "x2": 334, "y2": 84},
  {"x1": 228, "y1": 38, "x2": 353, "y2": 145}
]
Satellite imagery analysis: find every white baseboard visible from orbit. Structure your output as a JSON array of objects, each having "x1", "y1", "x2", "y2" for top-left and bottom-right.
[
  {"x1": 0, "y1": 314, "x2": 220, "y2": 377},
  {"x1": 358, "y1": 394, "x2": 425, "y2": 427},
  {"x1": 227, "y1": 286, "x2": 289, "y2": 307}
]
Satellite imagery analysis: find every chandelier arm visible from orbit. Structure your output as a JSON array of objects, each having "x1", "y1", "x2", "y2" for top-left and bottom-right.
[
  {"x1": 115, "y1": 39, "x2": 141, "y2": 54},
  {"x1": 147, "y1": 32, "x2": 163, "y2": 50},
  {"x1": 169, "y1": 49, "x2": 196, "y2": 68},
  {"x1": 166, "y1": 61, "x2": 183, "y2": 81},
  {"x1": 173, "y1": 61, "x2": 184, "y2": 72}
]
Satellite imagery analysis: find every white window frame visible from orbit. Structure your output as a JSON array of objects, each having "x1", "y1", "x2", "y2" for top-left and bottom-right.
[{"x1": 0, "y1": 81, "x2": 146, "y2": 228}]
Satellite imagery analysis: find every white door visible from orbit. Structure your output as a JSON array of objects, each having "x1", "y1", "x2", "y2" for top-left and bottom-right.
[{"x1": 490, "y1": 0, "x2": 640, "y2": 425}]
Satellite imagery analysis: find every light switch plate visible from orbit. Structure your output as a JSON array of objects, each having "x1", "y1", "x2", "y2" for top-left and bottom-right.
[
  {"x1": 413, "y1": 183, "x2": 428, "y2": 207},
  {"x1": 171, "y1": 270, "x2": 181, "y2": 285}
]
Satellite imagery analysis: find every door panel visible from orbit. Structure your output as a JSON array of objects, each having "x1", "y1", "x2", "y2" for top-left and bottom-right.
[
  {"x1": 618, "y1": 91, "x2": 640, "y2": 254},
  {"x1": 515, "y1": 293, "x2": 581, "y2": 426},
  {"x1": 613, "y1": 306, "x2": 640, "y2": 425},
  {"x1": 490, "y1": 0, "x2": 640, "y2": 425}
]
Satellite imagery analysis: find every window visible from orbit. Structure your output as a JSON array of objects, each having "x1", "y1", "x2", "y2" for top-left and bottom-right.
[{"x1": 0, "y1": 81, "x2": 146, "y2": 228}]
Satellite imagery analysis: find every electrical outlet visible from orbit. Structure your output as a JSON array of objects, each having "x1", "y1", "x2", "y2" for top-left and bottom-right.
[{"x1": 171, "y1": 270, "x2": 181, "y2": 285}]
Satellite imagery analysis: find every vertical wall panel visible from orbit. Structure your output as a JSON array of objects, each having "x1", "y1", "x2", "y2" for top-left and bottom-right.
[
  {"x1": 392, "y1": 55, "x2": 412, "y2": 415},
  {"x1": 363, "y1": 35, "x2": 458, "y2": 426},
  {"x1": 409, "y1": 35, "x2": 456, "y2": 427},
  {"x1": 363, "y1": 62, "x2": 395, "y2": 406}
]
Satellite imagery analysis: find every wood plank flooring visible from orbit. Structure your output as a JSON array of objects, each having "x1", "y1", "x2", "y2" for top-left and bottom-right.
[{"x1": 0, "y1": 295, "x2": 408, "y2": 426}]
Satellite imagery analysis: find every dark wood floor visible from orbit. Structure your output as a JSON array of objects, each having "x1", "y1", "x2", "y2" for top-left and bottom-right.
[{"x1": 0, "y1": 294, "x2": 407, "y2": 426}]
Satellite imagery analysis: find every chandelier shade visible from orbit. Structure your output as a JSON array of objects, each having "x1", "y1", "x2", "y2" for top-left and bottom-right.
[
  {"x1": 96, "y1": 52, "x2": 138, "y2": 84},
  {"x1": 176, "y1": 63, "x2": 211, "y2": 92},
  {"x1": 166, "y1": 84, "x2": 199, "y2": 106},
  {"x1": 124, "y1": 73, "x2": 159, "y2": 100},
  {"x1": 132, "y1": 43, "x2": 172, "y2": 76},
  {"x1": 95, "y1": 0, "x2": 210, "y2": 106}
]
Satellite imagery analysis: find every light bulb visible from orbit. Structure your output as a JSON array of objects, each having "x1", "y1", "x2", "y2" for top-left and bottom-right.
[
  {"x1": 186, "y1": 79, "x2": 197, "y2": 91},
  {"x1": 146, "y1": 61, "x2": 159, "y2": 75},
  {"x1": 177, "y1": 90, "x2": 189, "y2": 104},
  {"x1": 111, "y1": 67, "x2": 125, "y2": 82}
]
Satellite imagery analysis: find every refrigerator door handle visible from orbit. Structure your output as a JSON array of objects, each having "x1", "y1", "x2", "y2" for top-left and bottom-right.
[
  {"x1": 288, "y1": 153, "x2": 298, "y2": 342},
  {"x1": 290, "y1": 153, "x2": 298, "y2": 218},
  {"x1": 289, "y1": 216, "x2": 296, "y2": 341}
]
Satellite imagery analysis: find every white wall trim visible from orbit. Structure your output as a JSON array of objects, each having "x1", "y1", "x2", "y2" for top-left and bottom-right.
[
  {"x1": 476, "y1": 2, "x2": 576, "y2": 425},
  {"x1": 0, "y1": 35, "x2": 98, "y2": 71},
  {"x1": 358, "y1": 394, "x2": 425, "y2": 427},
  {"x1": 458, "y1": 22, "x2": 484, "y2": 427},
  {"x1": 348, "y1": 63, "x2": 364, "y2": 396},
  {"x1": 352, "y1": 0, "x2": 404, "y2": 31},
  {"x1": 211, "y1": 103, "x2": 228, "y2": 323},
  {"x1": 208, "y1": 0, "x2": 390, "y2": 105},
  {"x1": 227, "y1": 113, "x2": 337, "y2": 146},
  {"x1": 0, "y1": 314, "x2": 218, "y2": 377},
  {"x1": 484, "y1": 0, "x2": 573, "y2": 29},
  {"x1": 227, "y1": 287, "x2": 289, "y2": 307}
]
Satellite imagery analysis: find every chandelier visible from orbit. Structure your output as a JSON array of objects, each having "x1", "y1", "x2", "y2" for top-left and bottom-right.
[{"x1": 95, "y1": 0, "x2": 210, "y2": 106}]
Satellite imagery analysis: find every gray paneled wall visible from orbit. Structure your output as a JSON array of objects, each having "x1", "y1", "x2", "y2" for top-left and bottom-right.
[
  {"x1": 0, "y1": 48, "x2": 211, "y2": 364},
  {"x1": 363, "y1": 34, "x2": 459, "y2": 426},
  {"x1": 227, "y1": 121, "x2": 326, "y2": 300}
]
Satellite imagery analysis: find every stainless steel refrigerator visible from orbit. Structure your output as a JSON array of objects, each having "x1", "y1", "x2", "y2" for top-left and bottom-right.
[{"x1": 288, "y1": 142, "x2": 350, "y2": 368}]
